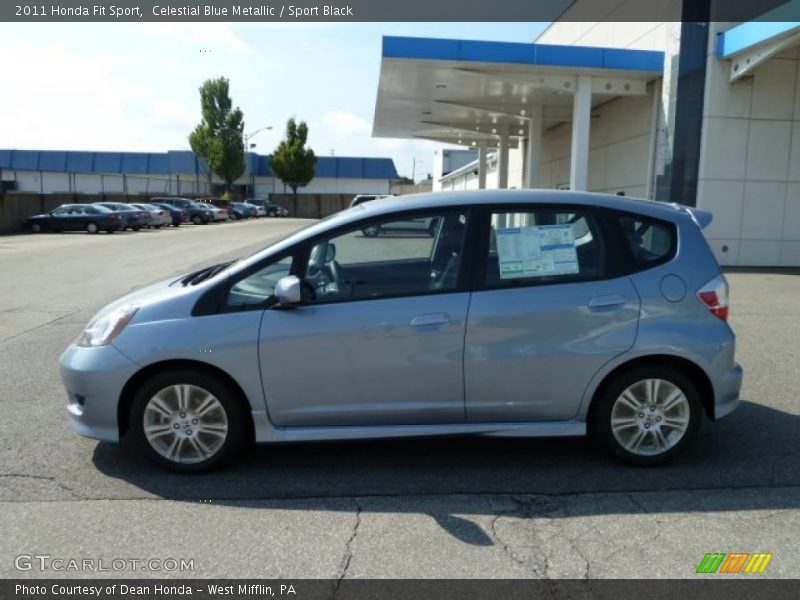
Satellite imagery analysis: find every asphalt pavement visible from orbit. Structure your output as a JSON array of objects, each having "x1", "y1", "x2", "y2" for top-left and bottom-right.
[{"x1": 0, "y1": 220, "x2": 798, "y2": 579}]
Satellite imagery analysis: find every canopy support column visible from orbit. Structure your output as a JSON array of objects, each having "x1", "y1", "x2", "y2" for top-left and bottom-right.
[{"x1": 570, "y1": 75, "x2": 592, "y2": 192}]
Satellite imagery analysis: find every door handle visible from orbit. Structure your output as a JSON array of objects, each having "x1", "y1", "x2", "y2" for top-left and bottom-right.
[
  {"x1": 588, "y1": 295, "x2": 627, "y2": 310},
  {"x1": 410, "y1": 313, "x2": 450, "y2": 327}
]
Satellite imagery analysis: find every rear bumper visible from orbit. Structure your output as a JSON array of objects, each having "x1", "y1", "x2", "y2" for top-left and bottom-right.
[{"x1": 714, "y1": 362, "x2": 743, "y2": 420}]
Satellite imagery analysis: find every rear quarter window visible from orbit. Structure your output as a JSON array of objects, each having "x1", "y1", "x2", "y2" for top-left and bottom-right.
[{"x1": 616, "y1": 212, "x2": 676, "y2": 269}]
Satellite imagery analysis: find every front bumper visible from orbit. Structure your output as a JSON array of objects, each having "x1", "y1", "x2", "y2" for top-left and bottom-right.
[
  {"x1": 60, "y1": 343, "x2": 141, "y2": 442},
  {"x1": 714, "y1": 362, "x2": 743, "y2": 420}
]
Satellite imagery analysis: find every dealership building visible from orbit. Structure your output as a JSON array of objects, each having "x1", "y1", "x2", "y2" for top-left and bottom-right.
[
  {"x1": 372, "y1": 4, "x2": 800, "y2": 266},
  {"x1": 0, "y1": 149, "x2": 399, "y2": 198}
]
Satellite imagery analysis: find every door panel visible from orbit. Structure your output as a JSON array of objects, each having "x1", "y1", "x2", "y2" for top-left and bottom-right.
[
  {"x1": 465, "y1": 277, "x2": 639, "y2": 422},
  {"x1": 259, "y1": 293, "x2": 470, "y2": 426}
]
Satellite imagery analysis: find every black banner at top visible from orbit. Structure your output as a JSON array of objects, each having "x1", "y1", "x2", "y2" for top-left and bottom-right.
[{"x1": 2, "y1": 0, "x2": 800, "y2": 23}]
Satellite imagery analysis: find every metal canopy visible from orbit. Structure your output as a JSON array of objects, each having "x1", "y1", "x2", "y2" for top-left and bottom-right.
[{"x1": 372, "y1": 36, "x2": 664, "y2": 149}]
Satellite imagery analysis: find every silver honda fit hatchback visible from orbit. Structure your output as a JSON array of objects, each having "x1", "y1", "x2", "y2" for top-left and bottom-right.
[{"x1": 60, "y1": 191, "x2": 742, "y2": 472}]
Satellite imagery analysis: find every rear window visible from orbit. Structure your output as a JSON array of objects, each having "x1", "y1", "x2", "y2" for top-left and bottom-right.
[{"x1": 617, "y1": 214, "x2": 676, "y2": 266}]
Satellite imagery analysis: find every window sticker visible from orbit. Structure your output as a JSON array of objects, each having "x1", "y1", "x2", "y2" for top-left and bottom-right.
[{"x1": 496, "y1": 224, "x2": 579, "y2": 279}]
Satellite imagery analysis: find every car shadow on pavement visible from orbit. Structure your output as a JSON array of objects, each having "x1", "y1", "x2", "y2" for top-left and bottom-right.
[{"x1": 92, "y1": 399, "x2": 800, "y2": 545}]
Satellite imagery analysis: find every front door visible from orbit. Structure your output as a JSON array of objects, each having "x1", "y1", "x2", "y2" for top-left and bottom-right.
[{"x1": 254, "y1": 209, "x2": 472, "y2": 427}]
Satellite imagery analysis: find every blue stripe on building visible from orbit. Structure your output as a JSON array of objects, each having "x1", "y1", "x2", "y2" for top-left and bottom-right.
[{"x1": 0, "y1": 150, "x2": 399, "y2": 180}]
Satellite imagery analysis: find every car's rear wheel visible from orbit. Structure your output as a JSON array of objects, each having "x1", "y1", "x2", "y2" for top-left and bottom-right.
[
  {"x1": 86, "y1": 222, "x2": 99, "y2": 234},
  {"x1": 129, "y1": 369, "x2": 248, "y2": 472},
  {"x1": 592, "y1": 366, "x2": 701, "y2": 466},
  {"x1": 192, "y1": 215, "x2": 202, "y2": 225},
  {"x1": 31, "y1": 223, "x2": 42, "y2": 233}
]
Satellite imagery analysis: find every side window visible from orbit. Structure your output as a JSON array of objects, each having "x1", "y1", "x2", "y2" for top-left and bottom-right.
[
  {"x1": 52, "y1": 206, "x2": 71, "y2": 216},
  {"x1": 617, "y1": 214, "x2": 675, "y2": 266},
  {"x1": 226, "y1": 256, "x2": 294, "y2": 308},
  {"x1": 303, "y1": 211, "x2": 468, "y2": 303},
  {"x1": 486, "y1": 208, "x2": 601, "y2": 286}
]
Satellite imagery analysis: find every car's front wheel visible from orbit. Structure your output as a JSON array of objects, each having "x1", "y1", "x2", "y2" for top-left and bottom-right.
[
  {"x1": 31, "y1": 223, "x2": 42, "y2": 233},
  {"x1": 129, "y1": 369, "x2": 248, "y2": 472},
  {"x1": 592, "y1": 366, "x2": 701, "y2": 466}
]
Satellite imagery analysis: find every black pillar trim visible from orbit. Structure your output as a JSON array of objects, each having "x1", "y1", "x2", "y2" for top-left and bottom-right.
[{"x1": 669, "y1": 0, "x2": 711, "y2": 207}]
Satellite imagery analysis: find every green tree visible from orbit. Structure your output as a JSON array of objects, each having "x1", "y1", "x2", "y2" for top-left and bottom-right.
[
  {"x1": 271, "y1": 118, "x2": 317, "y2": 197},
  {"x1": 188, "y1": 77, "x2": 245, "y2": 192}
]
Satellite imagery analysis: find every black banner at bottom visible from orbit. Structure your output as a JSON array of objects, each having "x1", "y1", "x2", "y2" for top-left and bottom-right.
[{"x1": 2, "y1": 579, "x2": 799, "y2": 600}]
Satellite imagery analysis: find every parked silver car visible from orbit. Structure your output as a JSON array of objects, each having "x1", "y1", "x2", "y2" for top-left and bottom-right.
[{"x1": 60, "y1": 191, "x2": 742, "y2": 472}]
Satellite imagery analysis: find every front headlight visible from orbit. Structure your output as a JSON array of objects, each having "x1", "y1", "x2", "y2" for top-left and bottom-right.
[{"x1": 77, "y1": 305, "x2": 138, "y2": 347}]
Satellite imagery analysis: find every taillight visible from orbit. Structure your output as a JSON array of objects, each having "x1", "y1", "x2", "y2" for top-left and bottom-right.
[
  {"x1": 697, "y1": 274, "x2": 730, "y2": 321},
  {"x1": 110, "y1": 214, "x2": 119, "y2": 220}
]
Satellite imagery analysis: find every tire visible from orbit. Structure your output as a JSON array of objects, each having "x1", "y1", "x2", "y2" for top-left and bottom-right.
[
  {"x1": 106, "y1": 229, "x2": 115, "y2": 234},
  {"x1": 362, "y1": 225, "x2": 380, "y2": 237},
  {"x1": 192, "y1": 215, "x2": 202, "y2": 225},
  {"x1": 268, "y1": 210, "x2": 277, "y2": 218},
  {"x1": 154, "y1": 224, "x2": 162, "y2": 229},
  {"x1": 591, "y1": 366, "x2": 702, "y2": 466},
  {"x1": 132, "y1": 226, "x2": 141, "y2": 232},
  {"x1": 31, "y1": 223, "x2": 42, "y2": 234},
  {"x1": 86, "y1": 222, "x2": 99, "y2": 235},
  {"x1": 128, "y1": 368, "x2": 249, "y2": 473}
]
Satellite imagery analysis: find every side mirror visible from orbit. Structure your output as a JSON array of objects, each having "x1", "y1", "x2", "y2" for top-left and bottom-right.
[{"x1": 275, "y1": 275, "x2": 302, "y2": 306}]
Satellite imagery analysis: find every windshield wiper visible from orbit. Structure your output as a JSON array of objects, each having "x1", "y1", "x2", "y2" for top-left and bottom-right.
[{"x1": 178, "y1": 260, "x2": 237, "y2": 287}]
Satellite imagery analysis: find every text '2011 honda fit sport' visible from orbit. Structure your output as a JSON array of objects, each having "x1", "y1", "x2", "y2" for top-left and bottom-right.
[{"x1": 61, "y1": 190, "x2": 742, "y2": 472}]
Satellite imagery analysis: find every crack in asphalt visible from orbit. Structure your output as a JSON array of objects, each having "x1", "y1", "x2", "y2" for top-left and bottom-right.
[
  {"x1": 0, "y1": 473, "x2": 79, "y2": 498},
  {"x1": 0, "y1": 310, "x2": 81, "y2": 345},
  {"x1": 332, "y1": 499, "x2": 361, "y2": 599},
  {"x1": 3, "y1": 482, "x2": 800, "y2": 505}
]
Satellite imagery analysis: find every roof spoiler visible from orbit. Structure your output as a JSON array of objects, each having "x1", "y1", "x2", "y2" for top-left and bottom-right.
[{"x1": 670, "y1": 203, "x2": 713, "y2": 229}]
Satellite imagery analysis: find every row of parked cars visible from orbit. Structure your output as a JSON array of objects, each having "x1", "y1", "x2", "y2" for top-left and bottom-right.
[{"x1": 23, "y1": 197, "x2": 290, "y2": 234}]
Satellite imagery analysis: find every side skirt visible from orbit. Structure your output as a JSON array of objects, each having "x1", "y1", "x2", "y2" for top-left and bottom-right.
[{"x1": 251, "y1": 410, "x2": 586, "y2": 443}]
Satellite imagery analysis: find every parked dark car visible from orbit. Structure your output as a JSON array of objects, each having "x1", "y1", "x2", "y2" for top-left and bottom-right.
[
  {"x1": 151, "y1": 197, "x2": 210, "y2": 225},
  {"x1": 24, "y1": 204, "x2": 126, "y2": 234},
  {"x1": 94, "y1": 202, "x2": 149, "y2": 231},
  {"x1": 149, "y1": 202, "x2": 189, "y2": 227},
  {"x1": 224, "y1": 201, "x2": 248, "y2": 220},
  {"x1": 231, "y1": 202, "x2": 257, "y2": 219},
  {"x1": 245, "y1": 197, "x2": 289, "y2": 217}
]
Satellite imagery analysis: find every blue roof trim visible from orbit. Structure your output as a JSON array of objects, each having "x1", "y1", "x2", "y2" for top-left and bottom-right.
[
  {"x1": 717, "y1": 21, "x2": 800, "y2": 58},
  {"x1": 382, "y1": 36, "x2": 664, "y2": 73},
  {"x1": 0, "y1": 150, "x2": 399, "y2": 180}
]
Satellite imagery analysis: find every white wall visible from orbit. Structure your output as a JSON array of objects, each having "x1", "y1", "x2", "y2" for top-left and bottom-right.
[
  {"x1": 697, "y1": 23, "x2": 800, "y2": 267},
  {"x1": 7, "y1": 171, "x2": 391, "y2": 198}
]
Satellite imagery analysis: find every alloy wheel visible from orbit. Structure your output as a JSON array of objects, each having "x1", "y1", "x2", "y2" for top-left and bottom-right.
[
  {"x1": 610, "y1": 378, "x2": 690, "y2": 457},
  {"x1": 142, "y1": 384, "x2": 229, "y2": 464}
]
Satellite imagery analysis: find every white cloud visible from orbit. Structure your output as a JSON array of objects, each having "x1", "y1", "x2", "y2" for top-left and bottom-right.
[{"x1": 141, "y1": 23, "x2": 256, "y2": 53}]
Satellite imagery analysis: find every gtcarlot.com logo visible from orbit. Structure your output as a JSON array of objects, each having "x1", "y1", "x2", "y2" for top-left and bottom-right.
[
  {"x1": 14, "y1": 554, "x2": 194, "y2": 572},
  {"x1": 696, "y1": 552, "x2": 773, "y2": 574}
]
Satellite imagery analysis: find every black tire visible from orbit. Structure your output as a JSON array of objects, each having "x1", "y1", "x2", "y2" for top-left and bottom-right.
[
  {"x1": 268, "y1": 210, "x2": 277, "y2": 218},
  {"x1": 132, "y1": 226, "x2": 141, "y2": 232},
  {"x1": 86, "y1": 222, "x2": 99, "y2": 235},
  {"x1": 128, "y1": 368, "x2": 249, "y2": 473},
  {"x1": 192, "y1": 215, "x2": 202, "y2": 225},
  {"x1": 106, "y1": 229, "x2": 115, "y2": 234},
  {"x1": 30, "y1": 223, "x2": 42, "y2": 234},
  {"x1": 591, "y1": 365, "x2": 702, "y2": 466}
]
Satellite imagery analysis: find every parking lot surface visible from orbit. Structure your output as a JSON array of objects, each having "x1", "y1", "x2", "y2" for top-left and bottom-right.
[{"x1": 0, "y1": 221, "x2": 798, "y2": 578}]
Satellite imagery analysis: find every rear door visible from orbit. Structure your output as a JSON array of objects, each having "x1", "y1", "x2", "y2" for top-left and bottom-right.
[{"x1": 464, "y1": 205, "x2": 640, "y2": 422}]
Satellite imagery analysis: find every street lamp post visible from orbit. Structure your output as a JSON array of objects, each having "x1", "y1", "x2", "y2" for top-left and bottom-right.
[{"x1": 214, "y1": 125, "x2": 272, "y2": 196}]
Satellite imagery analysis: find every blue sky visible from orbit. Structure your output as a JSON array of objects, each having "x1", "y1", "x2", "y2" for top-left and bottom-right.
[{"x1": 0, "y1": 22, "x2": 549, "y2": 180}]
